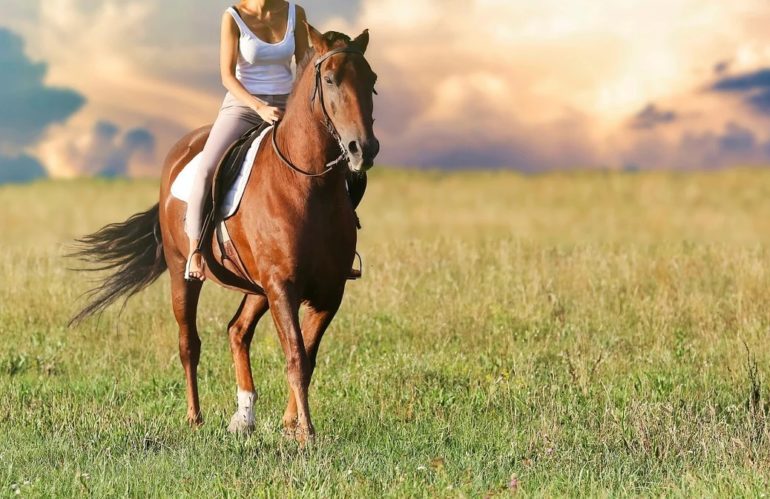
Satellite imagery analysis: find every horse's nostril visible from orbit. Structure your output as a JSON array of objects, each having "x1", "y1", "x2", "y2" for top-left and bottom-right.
[{"x1": 348, "y1": 141, "x2": 360, "y2": 155}]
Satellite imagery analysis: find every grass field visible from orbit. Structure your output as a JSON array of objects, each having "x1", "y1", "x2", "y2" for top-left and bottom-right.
[{"x1": 3, "y1": 168, "x2": 770, "y2": 496}]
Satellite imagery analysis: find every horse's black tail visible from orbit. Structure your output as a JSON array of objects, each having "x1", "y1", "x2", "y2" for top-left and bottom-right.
[{"x1": 69, "y1": 203, "x2": 167, "y2": 326}]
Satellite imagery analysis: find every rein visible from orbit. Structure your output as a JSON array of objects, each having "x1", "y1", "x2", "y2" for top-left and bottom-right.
[{"x1": 271, "y1": 46, "x2": 366, "y2": 177}]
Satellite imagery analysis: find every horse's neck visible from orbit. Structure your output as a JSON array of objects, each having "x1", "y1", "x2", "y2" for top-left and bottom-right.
[
  {"x1": 256, "y1": 72, "x2": 349, "y2": 215},
  {"x1": 276, "y1": 85, "x2": 342, "y2": 177}
]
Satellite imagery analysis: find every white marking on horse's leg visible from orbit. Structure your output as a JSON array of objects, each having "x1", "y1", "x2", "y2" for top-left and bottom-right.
[
  {"x1": 227, "y1": 388, "x2": 256, "y2": 433},
  {"x1": 237, "y1": 388, "x2": 256, "y2": 421}
]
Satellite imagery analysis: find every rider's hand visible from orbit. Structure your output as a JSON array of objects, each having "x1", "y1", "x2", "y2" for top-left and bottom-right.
[{"x1": 255, "y1": 103, "x2": 283, "y2": 124}]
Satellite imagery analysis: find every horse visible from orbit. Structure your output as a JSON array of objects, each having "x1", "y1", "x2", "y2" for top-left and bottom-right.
[{"x1": 70, "y1": 24, "x2": 379, "y2": 443}]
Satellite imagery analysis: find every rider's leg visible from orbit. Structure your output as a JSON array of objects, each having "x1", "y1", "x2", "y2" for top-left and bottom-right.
[
  {"x1": 345, "y1": 171, "x2": 367, "y2": 280},
  {"x1": 184, "y1": 93, "x2": 267, "y2": 280}
]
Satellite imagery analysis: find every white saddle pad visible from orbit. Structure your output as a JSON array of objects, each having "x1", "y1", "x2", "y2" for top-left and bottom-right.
[{"x1": 170, "y1": 125, "x2": 273, "y2": 218}]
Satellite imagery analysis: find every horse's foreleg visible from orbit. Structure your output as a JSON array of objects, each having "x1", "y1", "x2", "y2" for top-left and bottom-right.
[
  {"x1": 227, "y1": 294, "x2": 269, "y2": 434},
  {"x1": 275, "y1": 328, "x2": 298, "y2": 433},
  {"x1": 170, "y1": 271, "x2": 204, "y2": 426},
  {"x1": 266, "y1": 284, "x2": 314, "y2": 443},
  {"x1": 281, "y1": 303, "x2": 340, "y2": 434}
]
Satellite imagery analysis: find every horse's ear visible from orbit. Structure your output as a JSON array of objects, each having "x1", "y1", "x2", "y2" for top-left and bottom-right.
[
  {"x1": 353, "y1": 29, "x2": 369, "y2": 53},
  {"x1": 305, "y1": 22, "x2": 328, "y2": 54}
]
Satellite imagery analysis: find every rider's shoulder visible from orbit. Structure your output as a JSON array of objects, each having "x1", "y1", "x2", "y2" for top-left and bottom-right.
[
  {"x1": 221, "y1": 8, "x2": 238, "y2": 30},
  {"x1": 222, "y1": 5, "x2": 237, "y2": 18}
]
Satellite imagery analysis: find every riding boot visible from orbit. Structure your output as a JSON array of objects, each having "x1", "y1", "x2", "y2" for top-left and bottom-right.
[
  {"x1": 348, "y1": 210, "x2": 363, "y2": 280},
  {"x1": 346, "y1": 173, "x2": 367, "y2": 280}
]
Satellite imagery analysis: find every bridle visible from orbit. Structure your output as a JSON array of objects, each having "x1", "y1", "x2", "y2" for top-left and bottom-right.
[{"x1": 272, "y1": 46, "x2": 367, "y2": 177}]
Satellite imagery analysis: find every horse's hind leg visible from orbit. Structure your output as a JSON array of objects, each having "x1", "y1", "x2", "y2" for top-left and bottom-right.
[
  {"x1": 281, "y1": 302, "x2": 340, "y2": 435},
  {"x1": 227, "y1": 294, "x2": 269, "y2": 434},
  {"x1": 170, "y1": 271, "x2": 204, "y2": 426}
]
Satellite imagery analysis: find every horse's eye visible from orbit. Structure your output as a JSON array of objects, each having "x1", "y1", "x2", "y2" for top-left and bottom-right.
[{"x1": 324, "y1": 75, "x2": 333, "y2": 85}]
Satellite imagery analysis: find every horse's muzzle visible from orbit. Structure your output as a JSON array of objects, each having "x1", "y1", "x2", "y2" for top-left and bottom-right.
[{"x1": 350, "y1": 137, "x2": 379, "y2": 170}]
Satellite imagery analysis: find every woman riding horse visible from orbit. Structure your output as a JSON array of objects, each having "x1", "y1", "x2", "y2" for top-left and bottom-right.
[
  {"x1": 72, "y1": 16, "x2": 379, "y2": 441},
  {"x1": 185, "y1": 0, "x2": 363, "y2": 280}
]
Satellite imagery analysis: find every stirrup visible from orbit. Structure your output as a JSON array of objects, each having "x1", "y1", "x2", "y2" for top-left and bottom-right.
[
  {"x1": 348, "y1": 251, "x2": 363, "y2": 280},
  {"x1": 184, "y1": 250, "x2": 205, "y2": 282}
]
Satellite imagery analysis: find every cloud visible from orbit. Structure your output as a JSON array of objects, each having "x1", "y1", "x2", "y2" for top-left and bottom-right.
[
  {"x1": 0, "y1": 27, "x2": 84, "y2": 153},
  {"x1": 714, "y1": 60, "x2": 732, "y2": 75},
  {"x1": 6, "y1": 0, "x2": 770, "y2": 173},
  {"x1": 622, "y1": 122, "x2": 770, "y2": 170},
  {"x1": 37, "y1": 121, "x2": 156, "y2": 177},
  {"x1": 0, "y1": 26, "x2": 82, "y2": 183},
  {"x1": 712, "y1": 68, "x2": 770, "y2": 115},
  {"x1": 0, "y1": 0, "x2": 369, "y2": 178},
  {"x1": 630, "y1": 104, "x2": 678, "y2": 130},
  {"x1": 8, "y1": 0, "x2": 363, "y2": 131},
  {"x1": 0, "y1": 0, "x2": 218, "y2": 177},
  {"x1": 0, "y1": 154, "x2": 48, "y2": 183},
  {"x1": 712, "y1": 69, "x2": 770, "y2": 92},
  {"x1": 719, "y1": 122, "x2": 757, "y2": 153},
  {"x1": 326, "y1": 0, "x2": 770, "y2": 169}
]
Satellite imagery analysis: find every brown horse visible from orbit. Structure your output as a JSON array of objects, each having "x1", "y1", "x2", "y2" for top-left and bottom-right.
[{"x1": 70, "y1": 24, "x2": 379, "y2": 442}]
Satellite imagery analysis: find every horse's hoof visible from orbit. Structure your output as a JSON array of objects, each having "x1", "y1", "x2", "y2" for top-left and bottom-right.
[
  {"x1": 282, "y1": 415, "x2": 298, "y2": 432},
  {"x1": 294, "y1": 426, "x2": 316, "y2": 447},
  {"x1": 227, "y1": 413, "x2": 255, "y2": 435},
  {"x1": 187, "y1": 413, "x2": 204, "y2": 428}
]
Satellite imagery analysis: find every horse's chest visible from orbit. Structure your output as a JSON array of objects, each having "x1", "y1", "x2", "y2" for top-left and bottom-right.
[
  {"x1": 254, "y1": 207, "x2": 356, "y2": 276},
  {"x1": 300, "y1": 216, "x2": 356, "y2": 265}
]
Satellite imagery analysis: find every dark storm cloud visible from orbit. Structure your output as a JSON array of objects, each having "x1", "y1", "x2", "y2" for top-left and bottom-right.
[
  {"x1": 0, "y1": 154, "x2": 47, "y2": 183},
  {"x1": 0, "y1": 28, "x2": 85, "y2": 150},
  {"x1": 712, "y1": 69, "x2": 770, "y2": 91},
  {"x1": 712, "y1": 68, "x2": 770, "y2": 115},
  {"x1": 630, "y1": 104, "x2": 678, "y2": 130},
  {"x1": 0, "y1": 26, "x2": 86, "y2": 183},
  {"x1": 124, "y1": 128, "x2": 155, "y2": 150}
]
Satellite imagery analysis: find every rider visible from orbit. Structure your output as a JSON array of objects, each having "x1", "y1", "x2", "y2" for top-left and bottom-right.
[{"x1": 185, "y1": 0, "x2": 364, "y2": 281}]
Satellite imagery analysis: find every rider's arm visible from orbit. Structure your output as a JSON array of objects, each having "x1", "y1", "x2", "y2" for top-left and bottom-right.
[
  {"x1": 219, "y1": 11, "x2": 270, "y2": 113},
  {"x1": 294, "y1": 5, "x2": 309, "y2": 65}
]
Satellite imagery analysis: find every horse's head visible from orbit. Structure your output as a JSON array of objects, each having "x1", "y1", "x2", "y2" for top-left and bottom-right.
[{"x1": 305, "y1": 24, "x2": 379, "y2": 172}]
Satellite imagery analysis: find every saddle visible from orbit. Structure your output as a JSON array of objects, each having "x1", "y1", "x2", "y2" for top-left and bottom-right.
[
  {"x1": 196, "y1": 123, "x2": 368, "y2": 290},
  {"x1": 212, "y1": 122, "x2": 273, "y2": 220},
  {"x1": 195, "y1": 122, "x2": 272, "y2": 291}
]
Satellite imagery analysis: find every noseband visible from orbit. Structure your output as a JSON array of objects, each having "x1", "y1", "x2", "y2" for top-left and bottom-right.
[{"x1": 272, "y1": 46, "x2": 367, "y2": 177}]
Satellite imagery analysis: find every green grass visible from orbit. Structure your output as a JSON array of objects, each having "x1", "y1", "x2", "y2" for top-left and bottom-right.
[{"x1": 3, "y1": 168, "x2": 770, "y2": 496}]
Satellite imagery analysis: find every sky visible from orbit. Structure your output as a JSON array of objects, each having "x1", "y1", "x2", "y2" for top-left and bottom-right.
[{"x1": 3, "y1": 0, "x2": 770, "y2": 182}]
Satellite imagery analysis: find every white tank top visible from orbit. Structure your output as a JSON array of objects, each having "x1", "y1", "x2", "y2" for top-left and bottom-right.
[{"x1": 226, "y1": 3, "x2": 296, "y2": 95}]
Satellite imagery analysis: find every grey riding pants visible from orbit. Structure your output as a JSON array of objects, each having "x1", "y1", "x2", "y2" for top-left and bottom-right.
[{"x1": 184, "y1": 92, "x2": 288, "y2": 239}]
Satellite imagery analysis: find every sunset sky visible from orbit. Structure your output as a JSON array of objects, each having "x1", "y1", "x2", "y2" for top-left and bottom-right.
[{"x1": 3, "y1": 0, "x2": 770, "y2": 181}]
